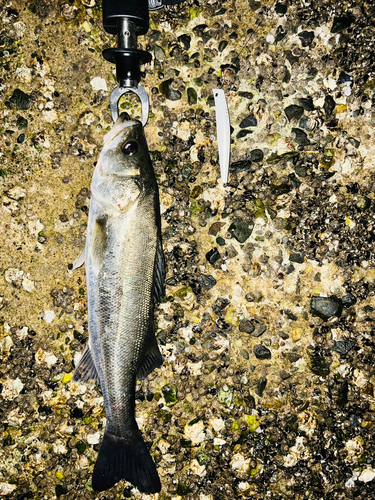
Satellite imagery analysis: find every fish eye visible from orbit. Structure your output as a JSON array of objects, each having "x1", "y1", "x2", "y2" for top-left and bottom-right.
[{"x1": 122, "y1": 141, "x2": 138, "y2": 156}]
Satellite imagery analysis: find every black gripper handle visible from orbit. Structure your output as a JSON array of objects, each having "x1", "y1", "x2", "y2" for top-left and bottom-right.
[{"x1": 103, "y1": 0, "x2": 149, "y2": 35}]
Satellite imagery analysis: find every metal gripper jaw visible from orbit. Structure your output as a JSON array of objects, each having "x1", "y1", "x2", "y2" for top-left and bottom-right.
[{"x1": 148, "y1": 0, "x2": 187, "y2": 11}]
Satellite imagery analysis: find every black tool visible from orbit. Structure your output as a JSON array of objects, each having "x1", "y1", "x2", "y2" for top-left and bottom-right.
[
  {"x1": 102, "y1": 0, "x2": 187, "y2": 124},
  {"x1": 102, "y1": 0, "x2": 151, "y2": 124}
]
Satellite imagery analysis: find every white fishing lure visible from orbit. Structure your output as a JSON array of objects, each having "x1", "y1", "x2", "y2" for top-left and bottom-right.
[{"x1": 213, "y1": 88, "x2": 231, "y2": 185}]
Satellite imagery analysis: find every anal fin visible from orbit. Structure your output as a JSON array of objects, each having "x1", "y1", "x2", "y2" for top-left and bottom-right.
[
  {"x1": 73, "y1": 345, "x2": 100, "y2": 385},
  {"x1": 136, "y1": 312, "x2": 163, "y2": 380},
  {"x1": 136, "y1": 336, "x2": 163, "y2": 381},
  {"x1": 153, "y1": 232, "x2": 165, "y2": 303}
]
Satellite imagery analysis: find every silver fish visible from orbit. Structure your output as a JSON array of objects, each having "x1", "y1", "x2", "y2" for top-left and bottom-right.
[{"x1": 72, "y1": 114, "x2": 164, "y2": 493}]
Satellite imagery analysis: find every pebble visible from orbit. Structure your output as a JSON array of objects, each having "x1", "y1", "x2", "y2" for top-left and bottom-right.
[
  {"x1": 253, "y1": 344, "x2": 271, "y2": 360},
  {"x1": 323, "y1": 95, "x2": 336, "y2": 118},
  {"x1": 200, "y1": 274, "x2": 216, "y2": 290},
  {"x1": 230, "y1": 160, "x2": 252, "y2": 173},
  {"x1": 255, "y1": 376, "x2": 267, "y2": 396},
  {"x1": 342, "y1": 294, "x2": 357, "y2": 308},
  {"x1": 9, "y1": 88, "x2": 31, "y2": 110},
  {"x1": 239, "y1": 113, "x2": 257, "y2": 128},
  {"x1": 331, "y1": 15, "x2": 354, "y2": 34},
  {"x1": 292, "y1": 128, "x2": 310, "y2": 146},
  {"x1": 299, "y1": 116, "x2": 318, "y2": 132},
  {"x1": 0, "y1": 484, "x2": 17, "y2": 495},
  {"x1": 250, "y1": 149, "x2": 264, "y2": 162},
  {"x1": 310, "y1": 295, "x2": 343, "y2": 321},
  {"x1": 284, "y1": 105, "x2": 304, "y2": 121},
  {"x1": 159, "y1": 79, "x2": 182, "y2": 101},
  {"x1": 332, "y1": 339, "x2": 356, "y2": 356},
  {"x1": 2, "y1": 378, "x2": 24, "y2": 400},
  {"x1": 205, "y1": 248, "x2": 221, "y2": 264},
  {"x1": 289, "y1": 253, "x2": 304, "y2": 264},
  {"x1": 90, "y1": 77, "x2": 107, "y2": 92},
  {"x1": 298, "y1": 30, "x2": 314, "y2": 47},
  {"x1": 359, "y1": 468, "x2": 375, "y2": 483},
  {"x1": 208, "y1": 222, "x2": 225, "y2": 236},
  {"x1": 43, "y1": 310, "x2": 56, "y2": 323},
  {"x1": 86, "y1": 432, "x2": 100, "y2": 445},
  {"x1": 239, "y1": 319, "x2": 255, "y2": 334},
  {"x1": 228, "y1": 219, "x2": 254, "y2": 243},
  {"x1": 187, "y1": 87, "x2": 197, "y2": 105}
]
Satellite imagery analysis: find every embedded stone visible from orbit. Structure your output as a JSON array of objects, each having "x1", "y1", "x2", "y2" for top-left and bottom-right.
[
  {"x1": 285, "y1": 105, "x2": 304, "y2": 121},
  {"x1": 230, "y1": 160, "x2": 252, "y2": 173},
  {"x1": 239, "y1": 319, "x2": 255, "y2": 334},
  {"x1": 159, "y1": 79, "x2": 181, "y2": 101},
  {"x1": 250, "y1": 149, "x2": 264, "y2": 162},
  {"x1": 9, "y1": 89, "x2": 31, "y2": 110},
  {"x1": 205, "y1": 248, "x2": 221, "y2": 264},
  {"x1": 239, "y1": 113, "x2": 257, "y2": 128},
  {"x1": 187, "y1": 87, "x2": 197, "y2": 105},
  {"x1": 253, "y1": 344, "x2": 271, "y2": 360},
  {"x1": 311, "y1": 295, "x2": 343, "y2": 321},
  {"x1": 323, "y1": 95, "x2": 336, "y2": 118},
  {"x1": 292, "y1": 128, "x2": 310, "y2": 146},
  {"x1": 331, "y1": 15, "x2": 354, "y2": 34},
  {"x1": 309, "y1": 356, "x2": 330, "y2": 376},
  {"x1": 228, "y1": 219, "x2": 254, "y2": 243}
]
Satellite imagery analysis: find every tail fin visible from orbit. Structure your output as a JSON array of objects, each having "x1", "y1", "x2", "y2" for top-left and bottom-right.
[{"x1": 92, "y1": 430, "x2": 161, "y2": 493}]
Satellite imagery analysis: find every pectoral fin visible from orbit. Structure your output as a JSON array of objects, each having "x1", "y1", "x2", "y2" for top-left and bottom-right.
[
  {"x1": 72, "y1": 246, "x2": 86, "y2": 270},
  {"x1": 90, "y1": 215, "x2": 108, "y2": 275}
]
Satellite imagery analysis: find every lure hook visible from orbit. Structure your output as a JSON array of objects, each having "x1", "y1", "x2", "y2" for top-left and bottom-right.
[{"x1": 110, "y1": 85, "x2": 149, "y2": 126}]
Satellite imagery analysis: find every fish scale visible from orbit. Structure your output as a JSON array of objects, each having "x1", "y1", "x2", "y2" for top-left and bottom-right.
[{"x1": 72, "y1": 115, "x2": 164, "y2": 493}]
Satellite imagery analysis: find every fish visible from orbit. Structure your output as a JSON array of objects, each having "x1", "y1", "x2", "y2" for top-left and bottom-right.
[{"x1": 72, "y1": 114, "x2": 165, "y2": 493}]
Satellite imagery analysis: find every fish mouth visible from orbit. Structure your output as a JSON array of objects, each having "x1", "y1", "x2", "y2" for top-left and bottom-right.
[{"x1": 103, "y1": 117, "x2": 141, "y2": 145}]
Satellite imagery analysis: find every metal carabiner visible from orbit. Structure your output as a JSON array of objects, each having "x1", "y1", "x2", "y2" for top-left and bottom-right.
[{"x1": 110, "y1": 85, "x2": 149, "y2": 126}]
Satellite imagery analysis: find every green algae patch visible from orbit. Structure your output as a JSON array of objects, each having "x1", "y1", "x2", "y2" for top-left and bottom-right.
[
  {"x1": 189, "y1": 7, "x2": 203, "y2": 19},
  {"x1": 267, "y1": 151, "x2": 300, "y2": 163},
  {"x1": 196, "y1": 450, "x2": 211, "y2": 466},
  {"x1": 180, "y1": 438, "x2": 193, "y2": 448},
  {"x1": 218, "y1": 386, "x2": 233, "y2": 407},
  {"x1": 190, "y1": 199, "x2": 203, "y2": 215},
  {"x1": 244, "y1": 414, "x2": 259, "y2": 432},
  {"x1": 190, "y1": 185, "x2": 203, "y2": 198},
  {"x1": 187, "y1": 87, "x2": 198, "y2": 106},
  {"x1": 250, "y1": 460, "x2": 262, "y2": 476},
  {"x1": 76, "y1": 440, "x2": 86, "y2": 454},
  {"x1": 174, "y1": 286, "x2": 192, "y2": 299},
  {"x1": 162, "y1": 384, "x2": 179, "y2": 407},
  {"x1": 355, "y1": 195, "x2": 371, "y2": 210},
  {"x1": 246, "y1": 198, "x2": 267, "y2": 220},
  {"x1": 177, "y1": 481, "x2": 191, "y2": 495},
  {"x1": 231, "y1": 420, "x2": 240, "y2": 431}
]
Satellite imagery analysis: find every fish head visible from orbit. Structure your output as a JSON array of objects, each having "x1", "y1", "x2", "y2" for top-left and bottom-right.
[{"x1": 99, "y1": 114, "x2": 151, "y2": 178}]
